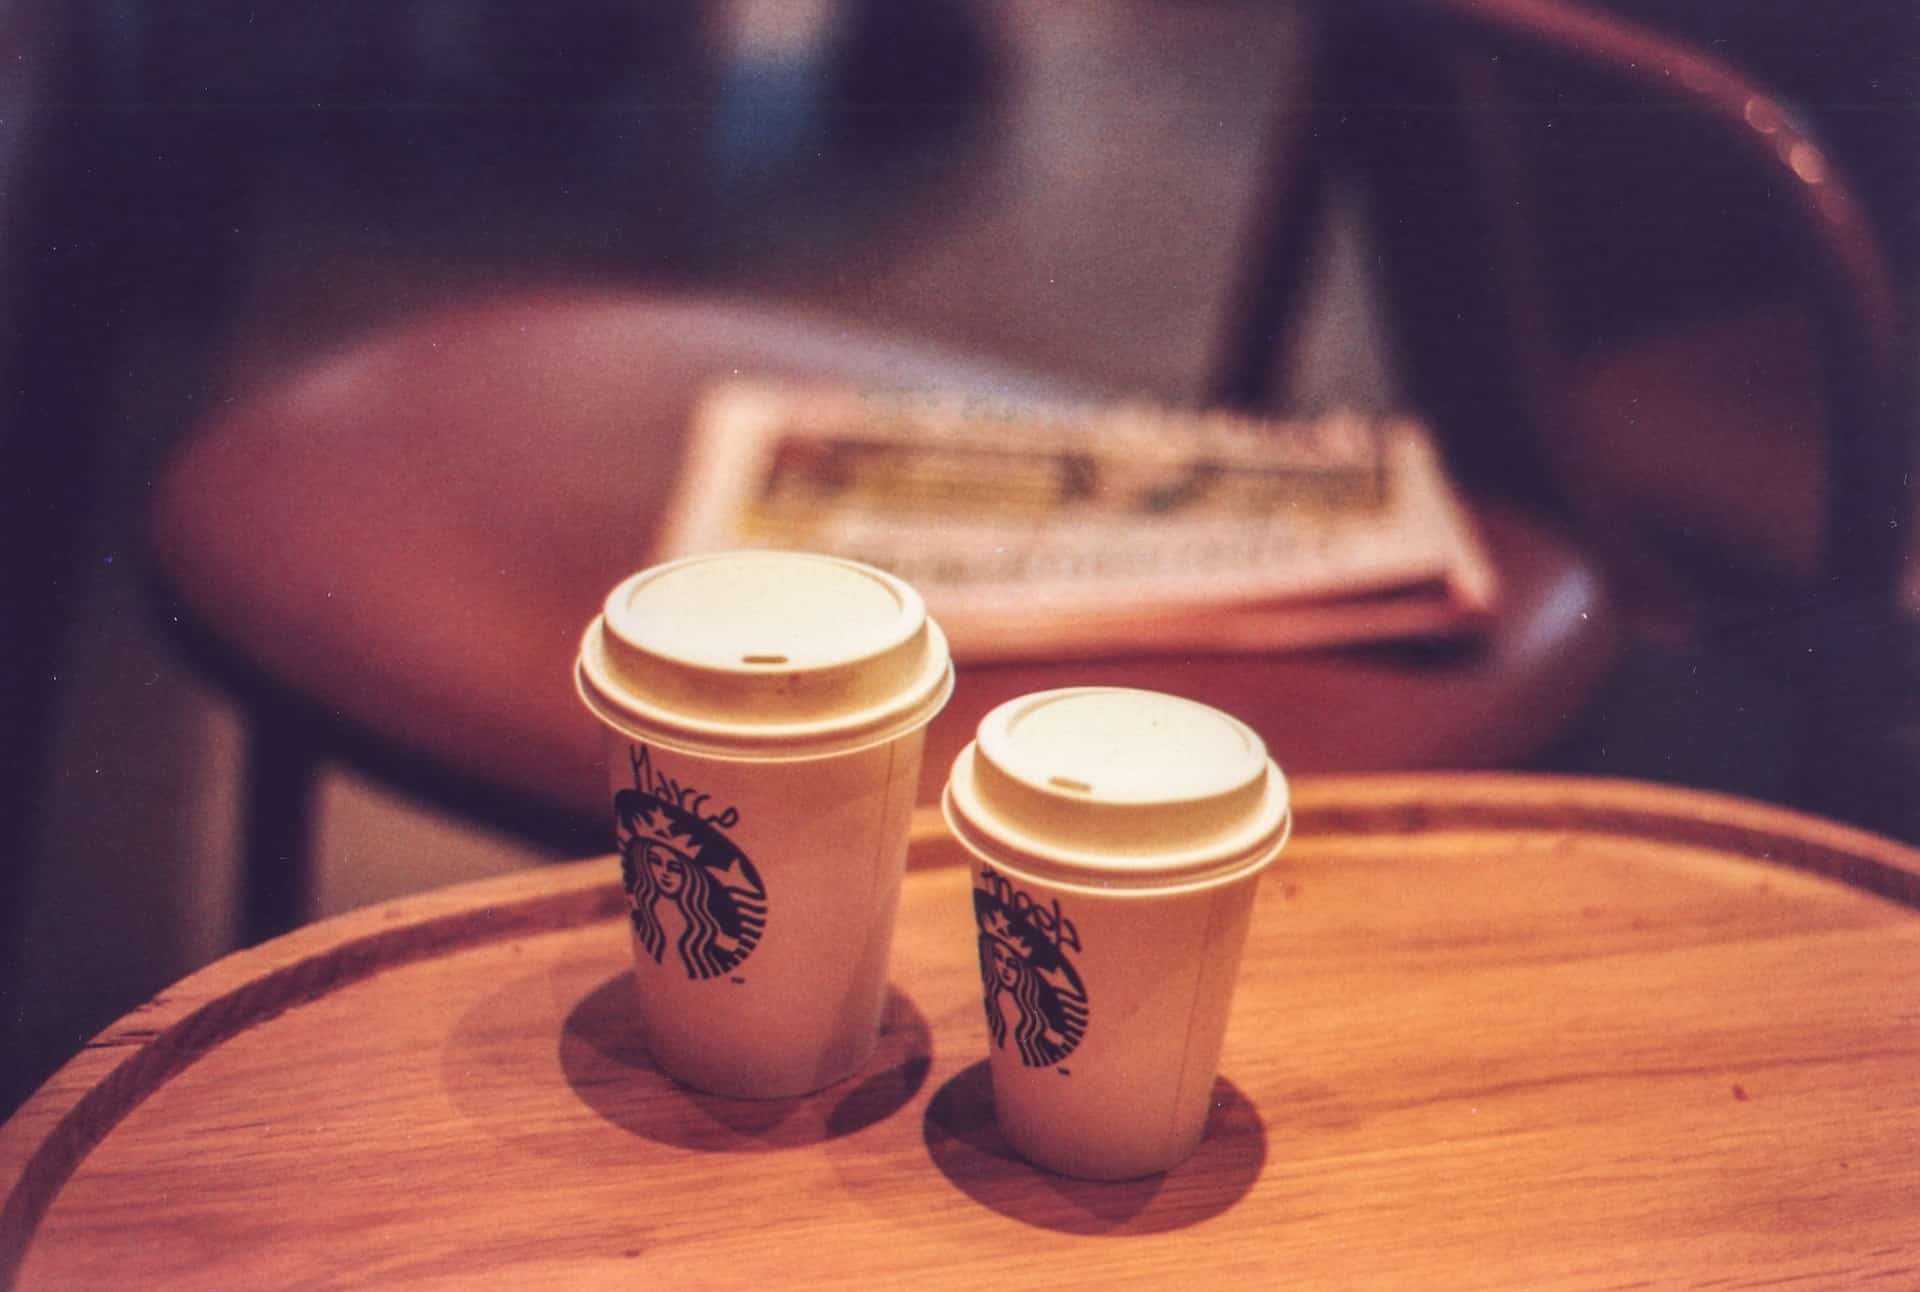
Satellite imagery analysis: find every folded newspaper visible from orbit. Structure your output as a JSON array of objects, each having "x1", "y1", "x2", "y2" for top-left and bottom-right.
[{"x1": 656, "y1": 381, "x2": 1499, "y2": 662}]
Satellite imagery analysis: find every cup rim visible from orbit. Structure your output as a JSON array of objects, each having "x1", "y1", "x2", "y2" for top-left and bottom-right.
[
  {"x1": 577, "y1": 621, "x2": 955, "y2": 759},
  {"x1": 942, "y1": 744, "x2": 1292, "y2": 894},
  {"x1": 578, "y1": 552, "x2": 953, "y2": 757}
]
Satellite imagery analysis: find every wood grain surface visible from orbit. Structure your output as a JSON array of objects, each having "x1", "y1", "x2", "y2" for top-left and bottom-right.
[{"x1": 5, "y1": 775, "x2": 1919, "y2": 1289}]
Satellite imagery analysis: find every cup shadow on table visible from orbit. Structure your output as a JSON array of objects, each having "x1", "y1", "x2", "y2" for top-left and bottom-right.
[
  {"x1": 921, "y1": 1061, "x2": 1268, "y2": 1235},
  {"x1": 558, "y1": 971, "x2": 933, "y2": 1151}
]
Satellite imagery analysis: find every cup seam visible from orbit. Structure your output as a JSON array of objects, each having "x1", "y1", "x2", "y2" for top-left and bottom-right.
[{"x1": 1167, "y1": 883, "x2": 1230, "y2": 1163}]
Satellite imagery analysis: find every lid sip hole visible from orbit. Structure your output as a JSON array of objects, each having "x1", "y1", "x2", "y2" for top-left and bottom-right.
[
  {"x1": 1048, "y1": 776, "x2": 1093, "y2": 794},
  {"x1": 742, "y1": 654, "x2": 789, "y2": 665}
]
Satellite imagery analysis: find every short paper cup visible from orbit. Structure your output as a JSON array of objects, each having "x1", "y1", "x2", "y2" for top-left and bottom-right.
[
  {"x1": 577, "y1": 551, "x2": 952, "y2": 1098},
  {"x1": 942, "y1": 687, "x2": 1291, "y2": 1179}
]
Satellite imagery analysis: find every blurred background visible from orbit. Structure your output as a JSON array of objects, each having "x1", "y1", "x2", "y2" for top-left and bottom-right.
[{"x1": 2, "y1": 0, "x2": 1914, "y2": 1119}]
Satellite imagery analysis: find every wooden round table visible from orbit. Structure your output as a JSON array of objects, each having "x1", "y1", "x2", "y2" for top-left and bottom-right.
[{"x1": 6, "y1": 775, "x2": 1917, "y2": 1288}]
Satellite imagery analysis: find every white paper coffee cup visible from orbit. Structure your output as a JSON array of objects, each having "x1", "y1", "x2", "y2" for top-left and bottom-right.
[
  {"x1": 577, "y1": 551, "x2": 952, "y2": 1098},
  {"x1": 942, "y1": 686, "x2": 1291, "y2": 1178}
]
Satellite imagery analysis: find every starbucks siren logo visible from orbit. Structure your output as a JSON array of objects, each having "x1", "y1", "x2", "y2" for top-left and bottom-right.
[
  {"x1": 972, "y1": 869, "x2": 1090, "y2": 1068},
  {"x1": 615, "y1": 745, "x2": 767, "y2": 980}
]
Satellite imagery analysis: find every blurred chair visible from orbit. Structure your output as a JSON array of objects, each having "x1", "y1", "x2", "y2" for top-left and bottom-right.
[
  {"x1": 1330, "y1": 0, "x2": 1911, "y2": 827},
  {"x1": 151, "y1": 293, "x2": 1611, "y2": 941},
  {"x1": 1342, "y1": 0, "x2": 1904, "y2": 602},
  {"x1": 149, "y1": 4, "x2": 1631, "y2": 942}
]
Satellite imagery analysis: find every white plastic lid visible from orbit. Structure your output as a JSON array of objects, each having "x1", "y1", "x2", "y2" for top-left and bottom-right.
[
  {"x1": 943, "y1": 687, "x2": 1291, "y2": 890},
  {"x1": 577, "y1": 551, "x2": 953, "y2": 756}
]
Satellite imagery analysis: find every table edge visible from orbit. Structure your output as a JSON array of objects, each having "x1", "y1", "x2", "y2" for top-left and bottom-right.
[{"x1": 4, "y1": 771, "x2": 1917, "y2": 1282}]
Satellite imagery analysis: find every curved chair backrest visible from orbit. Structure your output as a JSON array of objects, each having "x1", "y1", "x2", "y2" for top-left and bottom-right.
[{"x1": 1334, "y1": 0, "x2": 1905, "y2": 616}]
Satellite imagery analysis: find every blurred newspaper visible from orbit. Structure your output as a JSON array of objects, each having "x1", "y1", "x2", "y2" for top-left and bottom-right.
[{"x1": 657, "y1": 382, "x2": 1499, "y2": 661}]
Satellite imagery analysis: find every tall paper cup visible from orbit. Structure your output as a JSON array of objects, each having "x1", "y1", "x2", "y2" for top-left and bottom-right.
[
  {"x1": 943, "y1": 687, "x2": 1291, "y2": 1179},
  {"x1": 577, "y1": 551, "x2": 952, "y2": 1098}
]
